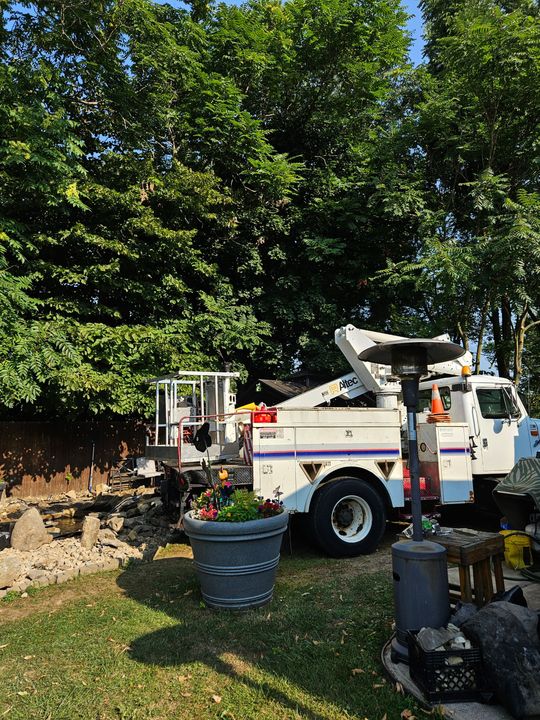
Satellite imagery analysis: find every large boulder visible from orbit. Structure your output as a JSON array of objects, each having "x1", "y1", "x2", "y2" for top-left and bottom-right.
[
  {"x1": 80, "y1": 516, "x2": 101, "y2": 550},
  {"x1": 0, "y1": 554, "x2": 20, "y2": 588},
  {"x1": 463, "y1": 601, "x2": 540, "y2": 719},
  {"x1": 10, "y1": 508, "x2": 53, "y2": 551}
]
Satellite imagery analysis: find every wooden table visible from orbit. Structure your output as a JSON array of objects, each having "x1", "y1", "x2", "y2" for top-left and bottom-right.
[{"x1": 430, "y1": 529, "x2": 505, "y2": 607}]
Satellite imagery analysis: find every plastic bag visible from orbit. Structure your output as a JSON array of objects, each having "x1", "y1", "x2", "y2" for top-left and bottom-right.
[{"x1": 499, "y1": 530, "x2": 533, "y2": 569}]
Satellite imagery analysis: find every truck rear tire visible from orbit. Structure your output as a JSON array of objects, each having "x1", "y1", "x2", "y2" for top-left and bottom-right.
[{"x1": 309, "y1": 478, "x2": 387, "y2": 557}]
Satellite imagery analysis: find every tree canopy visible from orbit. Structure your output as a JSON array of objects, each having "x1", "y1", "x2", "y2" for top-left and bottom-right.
[{"x1": 2, "y1": 0, "x2": 540, "y2": 418}]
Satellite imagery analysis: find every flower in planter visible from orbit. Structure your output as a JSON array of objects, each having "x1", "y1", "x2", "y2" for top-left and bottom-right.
[
  {"x1": 197, "y1": 505, "x2": 218, "y2": 520},
  {"x1": 191, "y1": 474, "x2": 283, "y2": 523},
  {"x1": 257, "y1": 499, "x2": 283, "y2": 518}
]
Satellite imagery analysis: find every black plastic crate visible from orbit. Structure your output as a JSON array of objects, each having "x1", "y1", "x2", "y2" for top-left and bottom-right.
[{"x1": 407, "y1": 631, "x2": 484, "y2": 703}]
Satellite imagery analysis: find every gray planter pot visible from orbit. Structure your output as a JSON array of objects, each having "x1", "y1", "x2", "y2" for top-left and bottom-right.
[{"x1": 183, "y1": 510, "x2": 289, "y2": 610}]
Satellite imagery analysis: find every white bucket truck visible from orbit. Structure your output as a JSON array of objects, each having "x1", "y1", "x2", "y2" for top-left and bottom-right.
[{"x1": 146, "y1": 327, "x2": 540, "y2": 556}]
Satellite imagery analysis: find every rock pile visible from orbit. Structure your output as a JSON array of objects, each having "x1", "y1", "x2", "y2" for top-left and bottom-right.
[
  {"x1": 0, "y1": 535, "x2": 140, "y2": 596},
  {"x1": 0, "y1": 490, "x2": 175, "y2": 598}
]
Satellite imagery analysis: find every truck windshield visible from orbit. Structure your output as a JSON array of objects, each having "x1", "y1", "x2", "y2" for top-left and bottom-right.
[
  {"x1": 476, "y1": 388, "x2": 520, "y2": 419},
  {"x1": 417, "y1": 387, "x2": 451, "y2": 413}
]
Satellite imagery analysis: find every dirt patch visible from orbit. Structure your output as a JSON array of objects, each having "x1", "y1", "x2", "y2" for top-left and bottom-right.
[
  {"x1": 282, "y1": 527, "x2": 394, "y2": 588},
  {"x1": 346, "y1": 532, "x2": 394, "y2": 574}
]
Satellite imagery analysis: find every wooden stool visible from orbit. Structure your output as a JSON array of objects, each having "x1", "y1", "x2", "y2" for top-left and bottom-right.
[{"x1": 429, "y1": 529, "x2": 505, "y2": 607}]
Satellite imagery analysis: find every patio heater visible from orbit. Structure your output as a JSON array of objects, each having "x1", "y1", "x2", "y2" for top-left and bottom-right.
[{"x1": 358, "y1": 339, "x2": 465, "y2": 663}]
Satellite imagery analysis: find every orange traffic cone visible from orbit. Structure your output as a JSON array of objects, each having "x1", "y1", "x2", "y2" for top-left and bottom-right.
[
  {"x1": 431, "y1": 384, "x2": 444, "y2": 414},
  {"x1": 427, "y1": 383, "x2": 451, "y2": 423}
]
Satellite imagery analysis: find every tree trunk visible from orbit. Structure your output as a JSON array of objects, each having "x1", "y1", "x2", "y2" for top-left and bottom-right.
[
  {"x1": 456, "y1": 321, "x2": 468, "y2": 353},
  {"x1": 475, "y1": 296, "x2": 489, "y2": 374},
  {"x1": 514, "y1": 311, "x2": 526, "y2": 387},
  {"x1": 491, "y1": 302, "x2": 510, "y2": 378},
  {"x1": 502, "y1": 295, "x2": 513, "y2": 349}
]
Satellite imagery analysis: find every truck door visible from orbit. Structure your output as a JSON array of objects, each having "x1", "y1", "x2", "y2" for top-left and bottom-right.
[
  {"x1": 254, "y1": 425, "x2": 298, "y2": 510},
  {"x1": 473, "y1": 385, "x2": 532, "y2": 474}
]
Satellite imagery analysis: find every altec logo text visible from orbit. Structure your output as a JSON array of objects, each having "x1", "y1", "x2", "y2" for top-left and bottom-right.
[{"x1": 329, "y1": 377, "x2": 359, "y2": 395}]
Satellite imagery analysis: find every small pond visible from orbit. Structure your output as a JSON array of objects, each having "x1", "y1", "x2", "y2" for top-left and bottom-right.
[{"x1": 0, "y1": 517, "x2": 84, "y2": 550}]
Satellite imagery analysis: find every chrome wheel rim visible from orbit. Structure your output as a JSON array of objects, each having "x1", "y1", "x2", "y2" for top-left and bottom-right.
[{"x1": 331, "y1": 495, "x2": 373, "y2": 543}]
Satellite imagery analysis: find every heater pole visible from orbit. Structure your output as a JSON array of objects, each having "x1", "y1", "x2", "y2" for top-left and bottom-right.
[
  {"x1": 407, "y1": 408, "x2": 423, "y2": 541},
  {"x1": 357, "y1": 339, "x2": 463, "y2": 663},
  {"x1": 401, "y1": 377, "x2": 423, "y2": 542}
]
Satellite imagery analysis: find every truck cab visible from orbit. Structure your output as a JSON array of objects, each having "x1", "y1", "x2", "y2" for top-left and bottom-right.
[{"x1": 418, "y1": 375, "x2": 540, "y2": 478}]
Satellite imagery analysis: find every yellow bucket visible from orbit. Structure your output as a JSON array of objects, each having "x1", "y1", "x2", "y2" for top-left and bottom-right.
[{"x1": 499, "y1": 530, "x2": 533, "y2": 570}]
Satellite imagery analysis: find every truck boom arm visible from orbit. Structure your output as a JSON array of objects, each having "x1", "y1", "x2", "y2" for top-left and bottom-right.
[
  {"x1": 278, "y1": 325, "x2": 473, "y2": 408},
  {"x1": 335, "y1": 325, "x2": 473, "y2": 383}
]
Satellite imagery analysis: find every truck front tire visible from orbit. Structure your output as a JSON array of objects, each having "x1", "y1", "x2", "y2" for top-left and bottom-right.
[{"x1": 308, "y1": 478, "x2": 387, "y2": 557}]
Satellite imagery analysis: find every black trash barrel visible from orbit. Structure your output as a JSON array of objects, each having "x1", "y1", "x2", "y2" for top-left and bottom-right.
[{"x1": 391, "y1": 539, "x2": 450, "y2": 663}]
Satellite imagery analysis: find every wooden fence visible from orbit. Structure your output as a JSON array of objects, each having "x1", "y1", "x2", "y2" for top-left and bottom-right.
[{"x1": 0, "y1": 420, "x2": 146, "y2": 498}]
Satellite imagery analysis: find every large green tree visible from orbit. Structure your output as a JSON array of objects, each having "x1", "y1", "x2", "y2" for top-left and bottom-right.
[
  {"x1": 0, "y1": 0, "x2": 301, "y2": 417},
  {"x1": 10, "y1": 0, "x2": 540, "y2": 420},
  {"x1": 207, "y1": 0, "x2": 413, "y2": 374},
  {"x1": 381, "y1": 0, "x2": 540, "y2": 385}
]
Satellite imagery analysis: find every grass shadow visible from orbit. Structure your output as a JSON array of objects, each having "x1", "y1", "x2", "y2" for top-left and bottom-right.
[{"x1": 116, "y1": 528, "x2": 402, "y2": 720}]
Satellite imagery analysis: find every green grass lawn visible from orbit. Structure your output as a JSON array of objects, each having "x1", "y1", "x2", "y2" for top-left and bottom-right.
[{"x1": 0, "y1": 536, "x2": 425, "y2": 720}]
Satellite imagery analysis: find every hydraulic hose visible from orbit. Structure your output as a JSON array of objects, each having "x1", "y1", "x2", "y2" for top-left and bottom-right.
[{"x1": 520, "y1": 565, "x2": 540, "y2": 582}]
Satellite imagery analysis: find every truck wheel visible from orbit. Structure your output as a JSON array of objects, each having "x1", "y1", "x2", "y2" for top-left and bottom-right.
[{"x1": 309, "y1": 478, "x2": 386, "y2": 557}]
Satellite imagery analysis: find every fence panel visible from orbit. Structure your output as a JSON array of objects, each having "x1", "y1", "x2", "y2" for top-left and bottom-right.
[{"x1": 0, "y1": 421, "x2": 146, "y2": 497}]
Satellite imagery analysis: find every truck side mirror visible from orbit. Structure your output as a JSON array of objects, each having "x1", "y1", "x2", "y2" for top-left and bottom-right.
[{"x1": 502, "y1": 386, "x2": 520, "y2": 422}]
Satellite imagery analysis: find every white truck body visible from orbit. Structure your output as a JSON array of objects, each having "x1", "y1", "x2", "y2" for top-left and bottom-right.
[
  {"x1": 280, "y1": 325, "x2": 540, "y2": 490},
  {"x1": 147, "y1": 326, "x2": 540, "y2": 556},
  {"x1": 251, "y1": 406, "x2": 404, "y2": 512}
]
